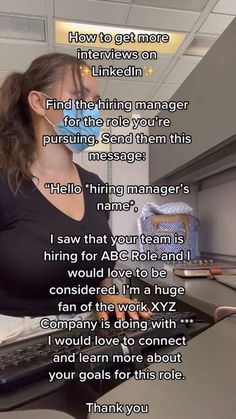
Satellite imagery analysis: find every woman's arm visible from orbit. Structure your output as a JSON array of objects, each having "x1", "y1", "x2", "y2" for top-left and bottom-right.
[
  {"x1": 99, "y1": 276, "x2": 113, "y2": 288},
  {"x1": 96, "y1": 277, "x2": 152, "y2": 321}
]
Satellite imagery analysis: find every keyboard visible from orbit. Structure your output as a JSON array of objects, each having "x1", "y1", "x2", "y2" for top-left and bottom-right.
[{"x1": 0, "y1": 311, "x2": 196, "y2": 392}]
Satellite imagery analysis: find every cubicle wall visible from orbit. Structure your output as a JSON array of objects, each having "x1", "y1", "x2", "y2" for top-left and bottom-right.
[
  {"x1": 75, "y1": 125, "x2": 198, "y2": 253},
  {"x1": 198, "y1": 168, "x2": 236, "y2": 260}
]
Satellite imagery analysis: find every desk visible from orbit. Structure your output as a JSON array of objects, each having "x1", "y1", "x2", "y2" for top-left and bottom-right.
[
  {"x1": 88, "y1": 315, "x2": 236, "y2": 419},
  {"x1": 117, "y1": 260, "x2": 236, "y2": 317},
  {"x1": 2, "y1": 260, "x2": 235, "y2": 414}
]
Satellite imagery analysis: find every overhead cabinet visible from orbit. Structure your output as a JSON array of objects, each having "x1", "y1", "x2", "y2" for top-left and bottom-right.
[{"x1": 149, "y1": 18, "x2": 236, "y2": 184}]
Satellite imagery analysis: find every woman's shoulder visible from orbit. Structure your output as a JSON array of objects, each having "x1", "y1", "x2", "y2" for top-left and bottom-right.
[
  {"x1": 0, "y1": 167, "x2": 9, "y2": 189},
  {"x1": 0, "y1": 167, "x2": 6, "y2": 177},
  {"x1": 0, "y1": 168, "x2": 26, "y2": 199},
  {"x1": 0, "y1": 168, "x2": 15, "y2": 215}
]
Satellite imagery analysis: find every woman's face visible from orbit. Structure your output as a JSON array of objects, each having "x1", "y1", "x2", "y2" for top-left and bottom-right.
[
  {"x1": 57, "y1": 65, "x2": 100, "y2": 102},
  {"x1": 42, "y1": 65, "x2": 100, "y2": 125}
]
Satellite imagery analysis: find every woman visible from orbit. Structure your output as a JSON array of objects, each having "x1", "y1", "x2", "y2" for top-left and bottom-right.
[{"x1": 0, "y1": 53, "x2": 150, "y2": 342}]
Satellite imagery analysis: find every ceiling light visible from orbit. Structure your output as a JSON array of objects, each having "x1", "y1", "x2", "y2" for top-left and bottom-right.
[
  {"x1": 184, "y1": 34, "x2": 218, "y2": 56},
  {"x1": 55, "y1": 20, "x2": 186, "y2": 54}
]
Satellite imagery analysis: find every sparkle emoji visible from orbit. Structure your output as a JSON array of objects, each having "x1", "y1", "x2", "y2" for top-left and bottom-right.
[
  {"x1": 144, "y1": 66, "x2": 154, "y2": 77},
  {"x1": 80, "y1": 65, "x2": 91, "y2": 77}
]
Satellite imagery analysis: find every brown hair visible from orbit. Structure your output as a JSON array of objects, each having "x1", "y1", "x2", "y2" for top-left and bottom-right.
[{"x1": 0, "y1": 52, "x2": 87, "y2": 194}]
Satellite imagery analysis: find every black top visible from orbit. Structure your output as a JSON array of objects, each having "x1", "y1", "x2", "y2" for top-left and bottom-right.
[{"x1": 0, "y1": 164, "x2": 116, "y2": 317}]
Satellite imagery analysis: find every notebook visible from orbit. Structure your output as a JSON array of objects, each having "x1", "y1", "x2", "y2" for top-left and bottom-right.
[{"x1": 165, "y1": 258, "x2": 236, "y2": 278}]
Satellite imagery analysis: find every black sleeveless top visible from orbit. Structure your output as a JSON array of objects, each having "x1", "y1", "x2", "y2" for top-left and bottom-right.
[{"x1": 0, "y1": 164, "x2": 115, "y2": 316}]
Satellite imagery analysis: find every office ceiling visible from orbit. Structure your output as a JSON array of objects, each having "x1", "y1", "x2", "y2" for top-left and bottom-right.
[{"x1": 0, "y1": 0, "x2": 235, "y2": 117}]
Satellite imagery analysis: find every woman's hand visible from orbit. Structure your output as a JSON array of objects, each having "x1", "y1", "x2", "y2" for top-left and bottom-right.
[{"x1": 95, "y1": 293, "x2": 152, "y2": 321}]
